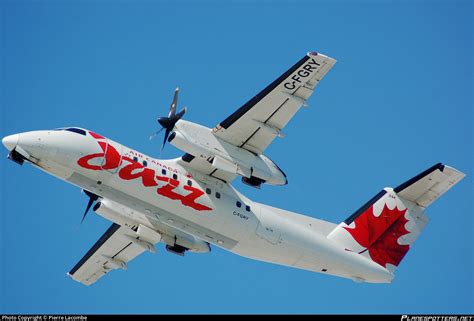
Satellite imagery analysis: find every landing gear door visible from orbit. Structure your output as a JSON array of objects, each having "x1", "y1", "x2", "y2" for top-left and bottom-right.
[{"x1": 100, "y1": 140, "x2": 123, "y2": 174}]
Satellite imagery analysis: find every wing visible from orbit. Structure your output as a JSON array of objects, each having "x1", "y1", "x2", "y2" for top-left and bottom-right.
[
  {"x1": 68, "y1": 223, "x2": 160, "y2": 286},
  {"x1": 212, "y1": 52, "x2": 336, "y2": 155}
]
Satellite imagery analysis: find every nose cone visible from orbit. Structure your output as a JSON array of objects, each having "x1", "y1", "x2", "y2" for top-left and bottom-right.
[{"x1": 2, "y1": 134, "x2": 19, "y2": 151}]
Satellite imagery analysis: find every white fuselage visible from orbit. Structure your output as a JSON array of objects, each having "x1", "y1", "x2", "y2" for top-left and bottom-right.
[{"x1": 2, "y1": 128, "x2": 393, "y2": 283}]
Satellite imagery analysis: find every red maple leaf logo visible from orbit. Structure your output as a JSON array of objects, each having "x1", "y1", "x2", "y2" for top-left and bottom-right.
[{"x1": 343, "y1": 204, "x2": 410, "y2": 268}]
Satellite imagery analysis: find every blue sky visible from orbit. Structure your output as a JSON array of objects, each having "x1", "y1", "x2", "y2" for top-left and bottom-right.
[{"x1": 0, "y1": 0, "x2": 472, "y2": 314}]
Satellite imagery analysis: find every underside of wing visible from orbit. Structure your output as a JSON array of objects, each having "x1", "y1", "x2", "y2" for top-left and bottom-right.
[
  {"x1": 68, "y1": 223, "x2": 160, "y2": 286},
  {"x1": 213, "y1": 52, "x2": 336, "y2": 155}
]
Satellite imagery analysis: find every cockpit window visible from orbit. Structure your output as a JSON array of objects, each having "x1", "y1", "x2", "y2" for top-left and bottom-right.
[
  {"x1": 55, "y1": 127, "x2": 86, "y2": 136},
  {"x1": 65, "y1": 128, "x2": 86, "y2": 135}
]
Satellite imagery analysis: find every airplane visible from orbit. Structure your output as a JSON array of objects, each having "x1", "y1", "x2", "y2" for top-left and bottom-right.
[{"x1": 2, "y1": 51, "x2": 465, "y2": 286}]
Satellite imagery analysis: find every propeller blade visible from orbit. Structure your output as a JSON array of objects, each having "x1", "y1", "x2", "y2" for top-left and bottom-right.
[
  {"x1": 168, "y1": 87, "x2": 179, "y2": 118},
  {"x1": 149, "y1": 127, "x2": 164, "y2": 140},
  {"x1": 175, "y1": 106, "x2": 187, "y2": 120},
  {"x1": 81, "y1": 190, "x2": 99, "y2": 224},
  {"x1": 81, "y1": 197, "x2": 95, "y2": 223},
  {"x1": 158, "y1": 116, "x2": 172, "y2": 130},
  {"x1": 153, "y1": 88, "x2": 186, "y2": 151},
  {"x1": 162, "y1": 129, "x2": 170, "y2": 151}
]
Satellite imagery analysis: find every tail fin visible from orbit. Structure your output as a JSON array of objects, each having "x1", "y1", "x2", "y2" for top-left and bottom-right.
[{"x1": 327, "y1": 163, "x2": 465, "y2": 272}]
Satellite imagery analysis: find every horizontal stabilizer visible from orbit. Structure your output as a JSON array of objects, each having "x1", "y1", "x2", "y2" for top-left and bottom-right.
[{"x1": 394, "y1": 163, "x2": 465, "y2": 208}]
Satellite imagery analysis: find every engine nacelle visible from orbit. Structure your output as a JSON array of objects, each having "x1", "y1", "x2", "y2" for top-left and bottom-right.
[
  {"x1": 93, "y1": 199, "x2": 161, "y2": 237},
  {"x1": 94, "y1": 198, "x2": 209, "y2": 254},
  {"x1": 93, "y1": 198, "x2": 134, "y2": 226},
  {"x1": 162, "y1": 233, "x2": 211, "y2": 254},
  {"x1": 170, "y1": 120, "x2": 287, "y2": 187}
]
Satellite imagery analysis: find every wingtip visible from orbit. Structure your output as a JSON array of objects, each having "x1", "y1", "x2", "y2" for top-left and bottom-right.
[
  {"x1": 307, "y1": 51, "x2": 337, "y2": 63},
  {"x1": 442, "y1": 164, "x2": 467, "y2": 179}
]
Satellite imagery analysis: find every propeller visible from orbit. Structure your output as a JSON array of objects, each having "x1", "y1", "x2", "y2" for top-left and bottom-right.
[
  {"x1": 81, "y1": 190, "x2": 99, "y2": 224},
  {"x1": 148, "y1": 127, "x2": 164, "y2": 141},
  {"x1": 150, "y1": 87, "x2": 187, "y2": 151}
]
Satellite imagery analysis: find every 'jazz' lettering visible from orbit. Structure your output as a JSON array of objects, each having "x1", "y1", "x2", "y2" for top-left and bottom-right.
[{"x1": 77, "y1": 134, "x2": 212, "y2": 211}]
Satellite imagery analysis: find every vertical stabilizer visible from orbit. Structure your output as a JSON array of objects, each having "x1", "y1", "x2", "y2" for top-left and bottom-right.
[{"x1": 327, "y1": 163, "x2": 465, "y2": 273}]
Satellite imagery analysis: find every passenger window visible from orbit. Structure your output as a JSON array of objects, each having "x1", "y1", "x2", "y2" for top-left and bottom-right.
[
  {"x1": 187, "y1": 180, "x2": 192, "y2": 186},
  {"x1": 236, "y1": 201, "x2": 241, "y2": 208},
  {"x1": 143, "y1": 160, "x2": 148, "y2": 167},
  {"x1": 133, "y1": 157, "x2": 138, "y2": 163},
  {"x1": 162, "y1": 169, "x2": 167, "y2": 175},
  {"x1": 215, "y1": 192, "x2": 221, "y2": 199},
  {"x1": 173, "y1": 173, "x2": 178, "y2": 180},
  {"x1": 206, "y1": 188, "x2": 211, "y2": 195},
  {"x1": 245, "y1": 205, "x2": 251, "y2": 212}
]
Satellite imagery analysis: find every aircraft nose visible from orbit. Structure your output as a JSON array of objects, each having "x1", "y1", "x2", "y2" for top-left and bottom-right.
[{"x1": 2, "y1": 134, "x2": 19, "y2": 151}]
